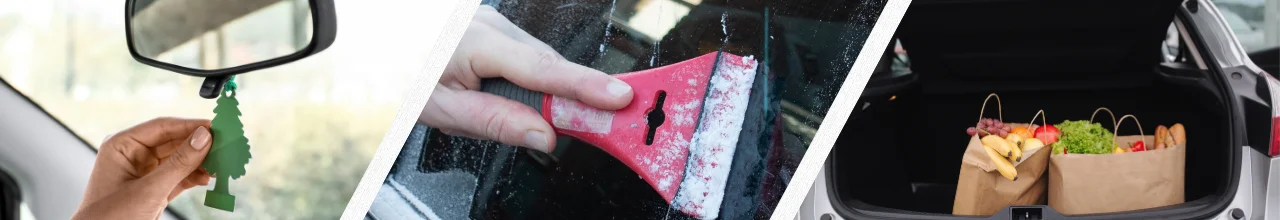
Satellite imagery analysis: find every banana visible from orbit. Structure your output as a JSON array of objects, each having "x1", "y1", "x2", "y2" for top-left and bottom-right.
[
  {"x1": 1006, "y1": 133, "x2": 1025, "y2": 146},
  {"x1": 1005, "y1": 134, "x2": 1024, "y2": 162},
  {"x1": 1009, "y1": 142, "x2": 1023, "y2": 162},
  {"x1": 1022, "y1": 138, "x2": 1045, "y2": 152},
  {"x1": 981, "y1": 135, "x2": 1014, "y2": 158},
  {"x1": 983, "y1": 143, "x2": 1018, "y2": 181}
]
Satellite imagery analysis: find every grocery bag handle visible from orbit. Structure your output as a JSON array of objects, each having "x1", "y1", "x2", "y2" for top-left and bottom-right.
[
  {"x1": 978, "y1": 93, "x2": 1003, "y2": 123},
  {"x1": 1029, "y1": 109, "x2": 1048, "y2": 130},
  {"x1": 1090, "y1": 107, "x2": 1118, "y2": 128},
  {"x1": 1114, "y1": 114, "x2": 1147, "y2": 147}
]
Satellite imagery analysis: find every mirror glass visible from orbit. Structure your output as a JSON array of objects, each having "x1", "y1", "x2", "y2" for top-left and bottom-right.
[{"x1": 129, "y1": 0, "x2": 314, "y2": 71}]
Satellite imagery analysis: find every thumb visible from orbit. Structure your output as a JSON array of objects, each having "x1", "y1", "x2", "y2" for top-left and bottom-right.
[{"x1": 145, "y1": 126, "x2": 213, "y2": 187}]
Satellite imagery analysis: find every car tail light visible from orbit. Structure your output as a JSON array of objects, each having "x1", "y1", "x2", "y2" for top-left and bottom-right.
[
  {"x1": 1265, "y1": 74, "x2": 1280, "y2": 157},
  {"x1": 1272, "y1": 117, "x2": 1280, "y2": 157}
]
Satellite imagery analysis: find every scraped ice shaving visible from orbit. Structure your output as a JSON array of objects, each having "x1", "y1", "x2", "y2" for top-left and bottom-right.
[
  {"x1": 658, "y1": 176, "x2": 674, "y2": 190},
  {"x1": 668, "y1": 100, "x2": 699, "y2": 127},
  {"x1": 671, "y1": 55, "x2": 758, "y2": 219},
  {"x1": 549, "y1": 96, "x2": 614, "y2": 134},
  {"x1": 634, "y1": 127, "x2": 692, "y2": 198},
  {"x1": 637, "y1": 81, "x2": 713, "y2": 198}
]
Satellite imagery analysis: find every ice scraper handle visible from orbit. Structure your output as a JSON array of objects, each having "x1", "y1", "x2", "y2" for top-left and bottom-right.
[
  {"x1": 478, "y1": 77, "x2": 636, "y2": 147},
  {"x1": 479, "y1": 78, "x2": 548, "y2": 113}
]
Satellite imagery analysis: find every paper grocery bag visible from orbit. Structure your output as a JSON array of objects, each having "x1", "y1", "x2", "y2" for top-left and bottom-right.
[
  {"x1": 1047, "y1": 135, "x2": 1185, "y2": 215},
  {"x1": 953, "y1": 124, "x2": 1051, "y2": 216}
]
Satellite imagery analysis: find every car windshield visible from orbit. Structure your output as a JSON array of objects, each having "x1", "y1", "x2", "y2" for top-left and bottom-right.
[
  {"x1": 0, "y1": 0, "x2": 441, "y2": 219},
  {"x1": 380, "y1": 0, "x2": 888, "y2": 219}
]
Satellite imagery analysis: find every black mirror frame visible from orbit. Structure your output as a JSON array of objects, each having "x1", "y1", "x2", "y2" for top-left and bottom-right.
[{"x1": 124, "y1": 0, "x2": 338, "y2": 99}]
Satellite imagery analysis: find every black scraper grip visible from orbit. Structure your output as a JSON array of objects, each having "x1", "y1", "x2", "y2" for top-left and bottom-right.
[{"x1": 479, "y1": 78, "x2": 545, "y2": 113}]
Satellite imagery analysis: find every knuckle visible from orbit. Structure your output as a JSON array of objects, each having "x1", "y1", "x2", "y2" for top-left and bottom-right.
[
  {"x1": 533, "y1": 50, "x2": 561, "y2": 76},
  {"x1": 144, "y1": 117, "x2": 167, "y2": 124},
  {"x1": 148, "y1": 116, "x2": 180, "y2": 125},
  {"x1": 571, "y1": 73, "x2": 593, "y2": 97},
  {"x1": 169, "y1": 152, "x2": 193, "y2": 168},
  {"x1": 444, "y1": 62, "x2": 479, "y2": 90},
  {"x1": 101, "y1": 133, "x2": 119, "y2": 144},
  {"x1": 481, "y1": 109, "x2": 511, "y2": 143},
  {"x1": 460, "y1": 27, "x2": 493, "y2": 49},
  {"x1": 444, "y1": 60, "x2": 463, "y2": 78}
]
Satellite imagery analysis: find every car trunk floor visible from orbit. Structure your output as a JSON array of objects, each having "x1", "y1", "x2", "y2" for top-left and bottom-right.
[{"x1": 830, "y1": 79, "x2": 1232, "y2": 215}]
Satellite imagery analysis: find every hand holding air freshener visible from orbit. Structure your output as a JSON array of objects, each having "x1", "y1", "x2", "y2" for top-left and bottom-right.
[
  {"x1": 123, "y1": 0, "x2": 336, "y2": 212},
  {"x1": 202, "y1": 76, "x2": 252, "y2": 212}
]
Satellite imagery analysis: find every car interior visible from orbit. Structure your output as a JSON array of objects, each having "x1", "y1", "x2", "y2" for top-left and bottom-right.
[
  {"x1": 827, "y1": 0, "x2": 1254, "y2": 218},
  {"x1": 0, "y1": 170, "x2": 19, "y2": 220},
  {"x1": 1252, "y1": 47, "x2": 1279, "y2": 76}
]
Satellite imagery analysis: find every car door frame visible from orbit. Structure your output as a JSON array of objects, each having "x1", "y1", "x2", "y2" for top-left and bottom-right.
[{"x1": 0, "y1": 78, "x2": 187, "y2": 220}]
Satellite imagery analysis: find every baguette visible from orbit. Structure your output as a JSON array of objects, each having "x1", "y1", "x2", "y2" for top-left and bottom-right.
[
  {"x1": 1169, "y1": 123, "x2": 1186, "y2": 146},
  {"x1": 1154, "y1": 125, "x2": 1170, "y2": 150}
]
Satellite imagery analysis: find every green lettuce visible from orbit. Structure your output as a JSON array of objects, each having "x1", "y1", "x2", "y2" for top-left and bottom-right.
[{"x1": 1051, "y1": 120, "x2": 1116, "y2": 154}]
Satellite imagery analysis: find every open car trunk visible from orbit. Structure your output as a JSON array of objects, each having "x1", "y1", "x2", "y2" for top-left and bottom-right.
[{"x1": 827, "y1": 0, "x2": 1241, "y2": 219}]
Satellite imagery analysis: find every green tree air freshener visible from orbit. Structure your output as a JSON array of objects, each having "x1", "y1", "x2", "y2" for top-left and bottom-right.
[{"x1": 202, "y1": 76, "x2": 252, "y2": 212}]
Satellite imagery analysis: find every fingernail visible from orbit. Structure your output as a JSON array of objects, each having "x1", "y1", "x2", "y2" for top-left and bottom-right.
[
  {"x1": 606, "y1": 80, "x2": 632, "y2": 98},
  {"x1": 190, "y1": 126, "x2": 211, "y2": 150},
  {"x1": 524, "y1": 130, "x2": 550, "y2": 151}
]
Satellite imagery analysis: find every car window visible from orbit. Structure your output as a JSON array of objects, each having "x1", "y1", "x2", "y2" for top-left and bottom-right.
[
  {"x1": 19, "y1": 203, "x2": 32, "y2": 220},
  {"x1": 0, "y1": 0, "x2": 428, "y2": 219},
  {"x1": 383, "y1": 0, "x2": 888, "y2": 219},
  {"x1": 1211, "y1": 0, "x2": 1278, "y2": 52},
  {"x1": 1219, "y1": 10, "x2": 1252, "y2": 33}
]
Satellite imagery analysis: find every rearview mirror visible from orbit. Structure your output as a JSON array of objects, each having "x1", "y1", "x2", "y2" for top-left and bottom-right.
[{"x1": 125, "y1": 0, "x2": 336, "y2": 99}]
